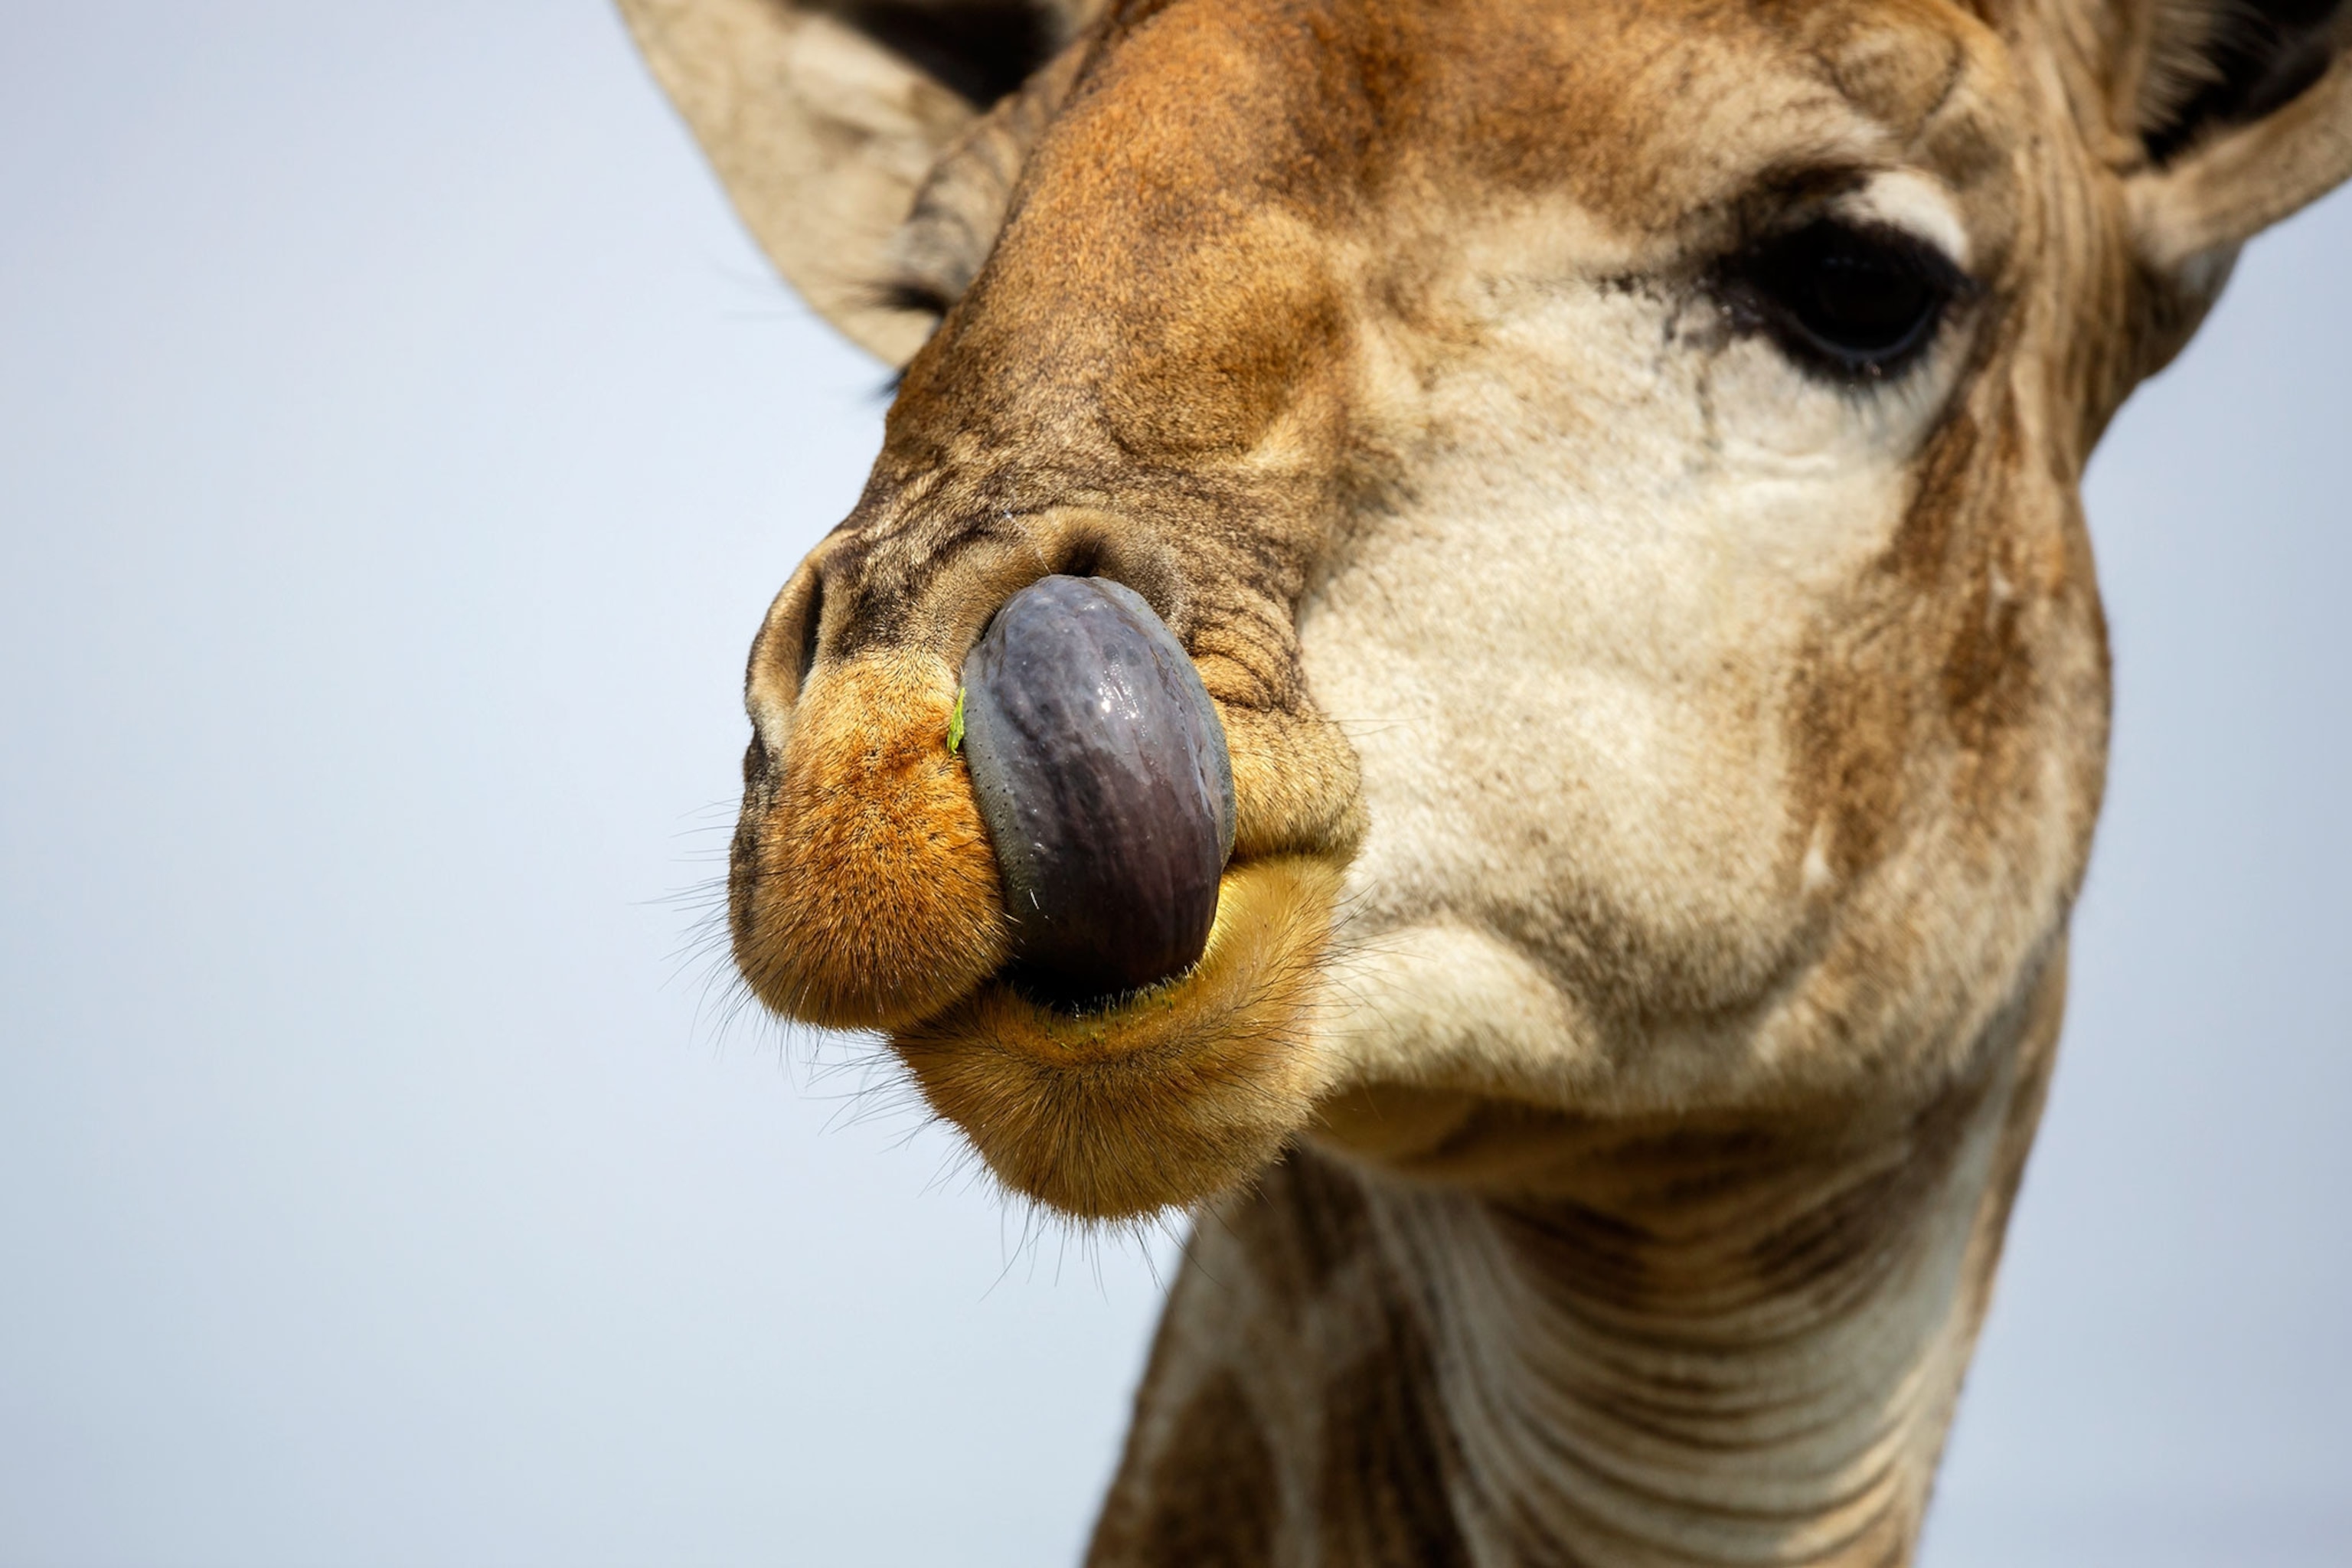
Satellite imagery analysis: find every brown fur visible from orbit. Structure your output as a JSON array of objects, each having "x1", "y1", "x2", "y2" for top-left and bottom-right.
[
  {"x1": 619, "y1": 0, "x2": 2352, "y2": 1558},
  {"x1": 731, "y1": 649, "x2": 1009, "y2": 1027},
  {"x1": 1096, "y1": 1367, "x2": 1283, "y2": 1566},
  {"x1": 1086, "y1": 1149, "x2": 1475, "y2": 1566}
]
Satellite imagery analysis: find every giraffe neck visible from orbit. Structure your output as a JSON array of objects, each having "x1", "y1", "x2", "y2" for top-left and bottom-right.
[{"x1": 1088, "y1": 1001, "x2": 2058, "y2": 1567}]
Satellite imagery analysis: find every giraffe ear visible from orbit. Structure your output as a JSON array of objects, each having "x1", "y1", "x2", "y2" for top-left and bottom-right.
[
  {"x1": 2115, "y1": 1, "x2": 2352, "y2": 276},
  {"x1": 618, "y1": 0, "x2": 1079, "y2": 364}
]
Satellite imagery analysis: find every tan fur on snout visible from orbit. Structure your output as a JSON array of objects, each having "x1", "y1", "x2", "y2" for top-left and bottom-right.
[
  {"x1": 732, "y1": 652, "x2": 1008, "y2": 1028},
  {"x1": 737, "y1": 635, "x2": 1353, "y2": 1206}
]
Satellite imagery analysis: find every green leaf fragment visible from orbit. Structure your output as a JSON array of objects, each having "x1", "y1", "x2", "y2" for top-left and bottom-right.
[{"x1": 947, "y1": 687, "x2": 965, "y2": 753}]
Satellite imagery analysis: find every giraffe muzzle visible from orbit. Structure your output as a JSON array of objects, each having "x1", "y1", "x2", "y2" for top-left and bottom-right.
[
  {"x1": 959, "y1": 575, "x2": 1236, "y2": 1009},
  {"x1": 731, "y1": 549, "x2": 1348, "y2": 1217}
]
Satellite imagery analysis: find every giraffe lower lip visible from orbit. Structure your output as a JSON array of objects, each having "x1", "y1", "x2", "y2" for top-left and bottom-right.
[
  {"x1": 890, "y1": 854, "x2": 1341, "y2": 1218},
  {"x1": 959, "y1": 574, "x2": 1236, "y2": 1007}
]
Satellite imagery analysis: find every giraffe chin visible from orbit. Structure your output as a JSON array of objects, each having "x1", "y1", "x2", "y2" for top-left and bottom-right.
[{"x1": 892, "y1": 856, "x2": 1343, "y2": 1220}]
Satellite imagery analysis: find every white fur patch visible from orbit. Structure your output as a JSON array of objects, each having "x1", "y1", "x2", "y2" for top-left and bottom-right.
[
  {"x1": 1302, "y1": 201, "x2": 1975, "y2": 1111},
  {"x1": 1833, "y1": 171, "x2": 1972, "y2": 273}
]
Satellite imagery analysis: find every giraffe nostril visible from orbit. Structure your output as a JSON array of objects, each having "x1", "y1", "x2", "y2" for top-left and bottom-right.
[
  {"x1": 744, "y1": 564, "x2": 828, "y2": 763},
  {"x1": 959, "y1": 575, "x2": 1236, "y2": 1009}
]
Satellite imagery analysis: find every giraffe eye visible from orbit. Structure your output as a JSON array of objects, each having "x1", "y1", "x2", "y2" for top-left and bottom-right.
[{"x1": 1728, "y1": 220, "x2": 1965, "y2": 381}]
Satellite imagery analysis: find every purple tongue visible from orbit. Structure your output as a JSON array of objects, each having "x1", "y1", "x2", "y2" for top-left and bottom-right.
[{"x1": 958, "y1": 575, "x2": 1236, "y2": 1009}]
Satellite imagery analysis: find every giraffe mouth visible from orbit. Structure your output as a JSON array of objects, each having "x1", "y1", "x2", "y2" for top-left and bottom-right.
[
  {"x1": 894, "y1": 576, "x2": 1343, "y2": 1219},
  {"x1": 892, "y1": 854, "x2": 1343, "y2": 1220},
  {"x1": 728, "y1": 580, "x2": 1350, "y2": 1220}
]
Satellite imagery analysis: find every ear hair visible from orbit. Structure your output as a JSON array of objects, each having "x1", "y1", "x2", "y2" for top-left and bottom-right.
[
  {"x1": 2128, "y1": 52, "x2": 2352, "y2": 266},
  {"x1": 881, "y1": 45, "x2": 1086, "y2": 323},
  {"x1": 807, "y1": 0, "x2": 1076, "y2": 108},
  {"x1": 2108, "y1": 0, "x2": 2351, "y2": 298},
  {"x1": 622, "y1": 0, "x2": 1100, "y2": 364},
  {"x1": 2128, "y1": 0, "x2": 2346, "y2": 162}
]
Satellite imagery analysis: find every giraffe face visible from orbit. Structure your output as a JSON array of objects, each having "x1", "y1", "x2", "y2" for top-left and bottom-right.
[{"x1": 642, "y1": 0, "x2": 2344, "y2": 1216}]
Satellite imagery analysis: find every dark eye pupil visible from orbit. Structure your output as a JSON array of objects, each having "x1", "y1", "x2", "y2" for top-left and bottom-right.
[
  {"x1": 1808, "y1": 253, "x2": 1929, "y2": 346},
  {"x1": 1735, "y1": 220, "x2": 1958, "y2": 377}
]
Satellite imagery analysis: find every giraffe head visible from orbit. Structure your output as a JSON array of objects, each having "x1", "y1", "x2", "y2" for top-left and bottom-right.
[{"x1": 626, "y1": 0, "x2": 2351, "y2": 1218}]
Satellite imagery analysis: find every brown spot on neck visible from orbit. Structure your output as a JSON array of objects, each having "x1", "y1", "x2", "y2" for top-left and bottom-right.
[
  {"x1": 1092, "y1": 1368, "x2": 1281, "y2": 1567},
  {"x1": 1318, "y1": 1293, "x2": 1474, "y2": 1567},
  {"x1": 1227, "y1": 1146, "x2": 1375, "y2": 1318}
]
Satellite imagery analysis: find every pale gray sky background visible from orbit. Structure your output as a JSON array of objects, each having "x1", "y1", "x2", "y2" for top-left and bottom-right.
[{"x1": 0, "y1": 5, "x2": 2344, "y2": 1565}]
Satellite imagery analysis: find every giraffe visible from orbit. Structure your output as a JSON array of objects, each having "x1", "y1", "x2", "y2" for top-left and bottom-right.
[{"x1": 619, "y1": 0, "x2": 2352, "y2": 1560}]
